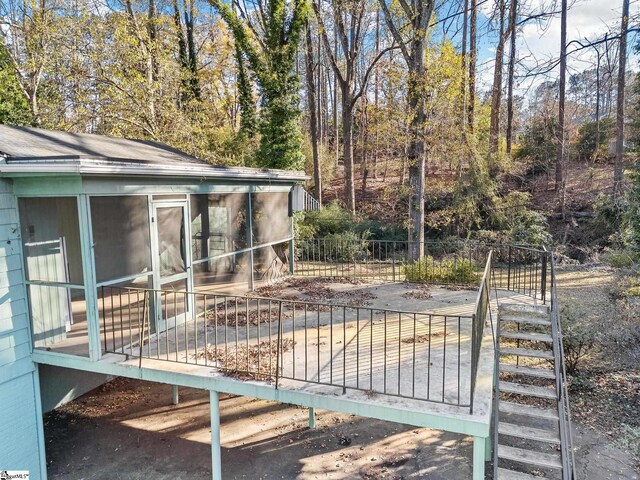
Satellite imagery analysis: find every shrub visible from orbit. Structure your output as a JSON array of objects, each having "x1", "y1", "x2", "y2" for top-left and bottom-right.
[
  {"x1": 324, "y1": 231, "x2": 370, "y2": 262},
  {"x1": 602, "y1": 249, "x2": 640, "y2": 268},
  {"x1": 575, "y1": 117, "x2": 615, "y2": 162},
  {"x1": 404, "y1": 256, "x2": 478, "y2": 284},
  {"x1": 626, "y1": 162, "x2": 640, "y2": 248},
  {"x1": 297, "y1": 201, "x2": 357, "y2": 239},
  {"x1": 295, "y1": 200, "x2": 405, "y2": 242},
  {"x1": 559, "y1": 301, "x2": 599, "y2": 375}
]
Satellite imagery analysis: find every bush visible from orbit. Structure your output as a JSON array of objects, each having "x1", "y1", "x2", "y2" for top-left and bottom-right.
[
  {"x1": 404, "y1": 256, "x2": 478, "y2": 284},
  {"x1": 575, "y1": 117, "x2": 615, "y2": 162},
  {"x1": 297, "y1": 201, "x2": 357, "y2": 239},
  {"x1": 324, "y1": 231, "x2": 370, "y2": 262},
  {"x1": 602, "y1": 249, "x2": 640, "y2": 268},
  {"x1": 626, "y1": 162, "x2": 640, "y2": 248},
  {"x1": 559, "y1": 301, "x2": 599, "y2": 375},
  {"x1": 295, "y1": 200, "x2": 405, "y2": 242}
]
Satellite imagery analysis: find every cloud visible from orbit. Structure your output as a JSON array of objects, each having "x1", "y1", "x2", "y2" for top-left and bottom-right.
[{"x1": 519, "y1": 0, "x2": 636, "y2": 71}]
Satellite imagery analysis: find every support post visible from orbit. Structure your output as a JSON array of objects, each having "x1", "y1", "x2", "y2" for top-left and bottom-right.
[
  {"x1": 485, "y1": 435, "x2": 492, "y2": 461},
  {"x1": 289, "y1": 228, "x2": 295, "y2": 275},
  {"x1": 78, "y1": 194, "x2": 101, "y2": 361},
  {"x1": 172, "y1": 385, "x2": 179, "y2": 405},
  {"x1": 472, "y1": 436, "x2": 487, "y2": 480},
  {"x1": 247, "y1": 190, "x2": 255, "y2": 291},
  {"x1": 308, "y1": 407, "x2": 316, "y2": 429},
  {"x1": 210, "y1": 390, "x2": 222, "y2": 480}
]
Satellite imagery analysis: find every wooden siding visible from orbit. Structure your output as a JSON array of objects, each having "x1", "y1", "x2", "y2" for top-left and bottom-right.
[{"x1": 0, "y1": 179, "x2": 46, "y2": 479}]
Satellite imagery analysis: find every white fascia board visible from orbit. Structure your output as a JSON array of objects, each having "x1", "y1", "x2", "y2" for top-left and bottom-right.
[{"x1": 0, "y1": 158, "x2": 308, "y2": 182}]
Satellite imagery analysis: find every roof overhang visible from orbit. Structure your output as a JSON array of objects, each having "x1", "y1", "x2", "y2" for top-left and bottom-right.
[{"x1": 0, "y1": 156, "x2": 308, "y2": 183}]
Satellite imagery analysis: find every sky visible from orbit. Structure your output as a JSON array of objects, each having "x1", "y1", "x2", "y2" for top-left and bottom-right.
[{"x1": 468, "y1": 0, "x2": 640, "y2": 94}]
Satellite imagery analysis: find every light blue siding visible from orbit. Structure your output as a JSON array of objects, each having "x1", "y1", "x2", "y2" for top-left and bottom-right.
[
  {"x1": 0, "y1": 372, "x2": 46, "y2": 476},
  {"x1": 0, "y1": 179, "x2": 46, "y2": 479}
]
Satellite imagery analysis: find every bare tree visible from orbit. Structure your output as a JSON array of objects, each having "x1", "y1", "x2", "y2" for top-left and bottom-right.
[
  {"x1": 467, "y1": 0, "x2": 477, "y2": 132},
  {"x1": 614, "y1": 0, "x2": 630, "y2": 196},
  {"x1": 506, "y1": 0, "x2": 517, "y2": 155},
  {"x1": 379, "y1": 0, "x2": 436, "y2": 260},
  {"x1": 489, "y1": 0, "x2": 514, "y2": 158},
  {"x1": 313, "y1": 0, "x2": 392, "y2": 214},
  {"x1": 305, "y1": 21, "x2": 322, "y2": 204},
  {"x1": 556, "y1": 0, "x2": 567, "y2": 193}
]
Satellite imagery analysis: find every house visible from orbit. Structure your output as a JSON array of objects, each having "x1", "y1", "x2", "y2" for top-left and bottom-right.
[{"x1": 0, "y1": 125, "x2": 305, "y2": 479}]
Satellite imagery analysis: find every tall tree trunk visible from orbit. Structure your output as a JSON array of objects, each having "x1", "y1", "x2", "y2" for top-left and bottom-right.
[
  {"x1": 467, "y1": 0, "x2": 477, "y2": 132},
  {"x1": 373, "y1": 8, "x2": 380, "y2": 179},
  {"x1": 460, "y1": 0, "x2": 469, "y2": 130},
  {"x1": 333, "y1": 29, "x2": 339, "y2": 169},
  {"x1": 556, "y1": 0, "x2": 567, "y2": 192},
  {"x1": 342, "y1": 90, "x2": 355, "y2": 213},
  {"x1": 185, "y1": 0, "x2": 201, "y2": 101},
  {"x1": 407, "y1": 47, "x2": 426, "y2": 260},
  {"x1": 235, "y1": 46, "x2": 257, "y2": 135},
  {"x1": 505, "y1": 0, "x2": 517, "y2": 155},
  {"x1": 595, "y1": 44, "x2": 602, "y2": 164},
  {"x1": 305, "y1": 23, "x2": 322, "y2": 204},
  {"x1": 489, "y1": 0, "x2": 507, "y2": 157},
  {"x1": 614, "y1": 0, "x2": 630, "y2": 196}
]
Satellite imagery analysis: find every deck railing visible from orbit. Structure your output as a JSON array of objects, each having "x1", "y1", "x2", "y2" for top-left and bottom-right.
[
  {"x1": 295, "y1": 238, "x2": 548, "y2": 302},
  {"x1": 97, "y1": 241, "x2": 561, "y2": 419},
  {"x1": 99, "y1": 285, "x2": 486, "y2": 411}
]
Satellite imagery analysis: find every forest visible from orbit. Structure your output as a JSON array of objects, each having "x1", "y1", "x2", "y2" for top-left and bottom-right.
[{"x1": 1, "y1": 0, "x2": 639, "y2": 259}]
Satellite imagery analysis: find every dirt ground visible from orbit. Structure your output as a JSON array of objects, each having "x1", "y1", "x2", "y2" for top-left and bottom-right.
[
  {"x1": 43, "y1": 376, "x2": 639, "y2": 480},
  {"x1": 45, "y1": 378, "x2": 475, "y2": 480}
]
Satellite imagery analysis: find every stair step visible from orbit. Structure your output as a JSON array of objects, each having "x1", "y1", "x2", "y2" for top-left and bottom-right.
[
  {"x1": 499, "y1": 381, "x2": 557, "y2": 399},
  {"x1": 499, "y1": 400, "x2": 559, "y2": 420},
  {"x1": 496, "y1": 467, "x2": 544, "y2": 479},
  {"x1": 499, "y1": 421, "x2": 561, "y2": 444},
  {"x1": 500, "y1": 331, "x2": 553, "y2": 343},
  {"x1": 499, "y1": 303, "x2": 550, "y2": 315},
  {"x1": 500, "y1": 363, "x2": 556, "y2": 379},
  {"x1": 500, "y1": 347, "x2": 554, "y2": 360},
  {"x1": 497, "y1": 444, "x2": 562, "y2": 470},
  {"x1": 500, "y1": 315, "x2": 551, "y2": 327}
]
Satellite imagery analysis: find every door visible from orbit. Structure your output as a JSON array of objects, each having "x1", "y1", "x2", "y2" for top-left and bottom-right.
[{"x1": 151, "y1": 201, "x2": 192, "y2": 332}]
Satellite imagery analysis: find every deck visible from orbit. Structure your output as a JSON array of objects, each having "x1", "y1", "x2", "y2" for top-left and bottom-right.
[{"x1": 35, "y1": 280, "x2": 542, "y2": 424}]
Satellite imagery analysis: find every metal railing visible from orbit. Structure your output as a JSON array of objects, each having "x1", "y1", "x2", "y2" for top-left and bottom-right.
[
  {"x1": 470, "y1": 250, "x2": 493, "y2": 413},
  {"x1": 295, "y1": 238, "x2": 548, "y2": 301},
  {"x1": 548, "y1": 249, "x2": 577, "y2": 479},
  {"x1": 99, "y1": 285, "x2": 487, "y2": 411}
]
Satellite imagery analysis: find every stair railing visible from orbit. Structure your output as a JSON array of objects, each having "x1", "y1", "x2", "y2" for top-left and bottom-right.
[{"x1": 547, "y1": 247, "x2": 577, "y2": 479}]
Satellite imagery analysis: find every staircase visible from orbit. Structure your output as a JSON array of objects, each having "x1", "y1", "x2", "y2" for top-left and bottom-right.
[{"x1": 493, "y1": 303, "x2": 569, "y2": 479}]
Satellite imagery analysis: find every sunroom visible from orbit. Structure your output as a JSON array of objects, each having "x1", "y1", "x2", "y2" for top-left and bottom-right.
[{"x1": 0, "y1": 125, "x2": 305, "y2": 361}]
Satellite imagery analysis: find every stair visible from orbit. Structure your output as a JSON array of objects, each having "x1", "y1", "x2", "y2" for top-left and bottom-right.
[
  {"x1": 495, "y1": 303, "x2": 565, "y2": 479},
  {"x1": 499, "y1": 421, "x2": 561, "y2": 444},
  {"x1": 500, "y1": 314, "x2": 551, "y2": 327},
  {"x1": 496, "y1": 467, "x2": 543, "y2": 480},
  {"x1": 499, "y1": 400, "x2": 559, "y2": 420},
  {"x1": 499, "y1": 381, "x2": 556, "y2": 400},
  {"x1": 497, "y1": 445, "x2": 562, "y2": 470},
  {"x1": 500, "y1": 363, "x2": 556, "y2": 379},
  {"x1": 500, "y1": 347, "x2": 554, "y2": 360},
  {"x1": 500, "y1": 331, "x2": 553, "y2": 343}
]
